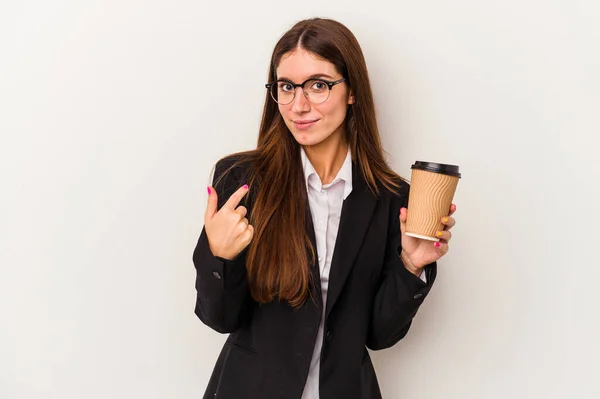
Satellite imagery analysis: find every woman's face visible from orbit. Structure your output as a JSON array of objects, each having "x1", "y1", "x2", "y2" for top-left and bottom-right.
[{"x1": 275, "y1": 48, "x2": 354, "y2": 147}]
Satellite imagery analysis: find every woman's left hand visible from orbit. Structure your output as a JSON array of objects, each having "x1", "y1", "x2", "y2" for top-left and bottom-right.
[{"x1": 399, "y1": 204, "x2": 457, "y2": 272}]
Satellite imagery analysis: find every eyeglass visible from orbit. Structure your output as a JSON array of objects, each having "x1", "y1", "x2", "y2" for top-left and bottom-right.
[{"x1": 265, "y1": 78, "x2": 346, "y2": 105}]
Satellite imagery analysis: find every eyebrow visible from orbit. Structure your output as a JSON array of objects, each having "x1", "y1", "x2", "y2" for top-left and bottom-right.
[{"x1": 276, "y1": 73, "x2": 336, "y2": 81}]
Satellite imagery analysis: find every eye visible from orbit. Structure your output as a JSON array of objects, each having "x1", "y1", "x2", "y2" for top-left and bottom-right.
[
  {"x1": 278, "y1": 82, "x2": 294, "y2": 92},
  {"x1": 310, "y1": 80, "x2": 327, "y2": 92}
]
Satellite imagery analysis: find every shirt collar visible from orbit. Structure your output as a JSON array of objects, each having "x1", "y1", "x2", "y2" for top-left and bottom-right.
[{"x1": 300, "y1": 146, "x2": 353, "y2": 200}]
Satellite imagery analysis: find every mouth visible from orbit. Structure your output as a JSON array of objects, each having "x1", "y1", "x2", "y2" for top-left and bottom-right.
[{"x1": 292, "y1": 119, "x2": 319, "y2": 130}]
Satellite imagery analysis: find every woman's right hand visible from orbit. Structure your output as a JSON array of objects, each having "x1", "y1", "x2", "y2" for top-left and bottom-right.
[{"x1": 205, "y1": 184, "x2": 254, "y2": 260}]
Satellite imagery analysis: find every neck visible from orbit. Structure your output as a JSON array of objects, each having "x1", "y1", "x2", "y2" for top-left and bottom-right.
[{"x1": 303, "y1": 133, "x2": 348, "y2": 185}]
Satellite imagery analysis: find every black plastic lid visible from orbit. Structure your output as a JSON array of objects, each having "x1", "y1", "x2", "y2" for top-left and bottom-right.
[{"x1": 411, "y1": 161, "x2": 461, "y2": 178}]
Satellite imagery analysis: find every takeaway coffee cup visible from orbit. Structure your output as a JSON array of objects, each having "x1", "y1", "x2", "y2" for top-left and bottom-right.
[{"x1": 405, "y1": 161, "x2": 461, "y2": 242}]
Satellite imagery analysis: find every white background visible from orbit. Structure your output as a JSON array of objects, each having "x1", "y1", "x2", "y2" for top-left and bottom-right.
[{"x1": 1, "y1": 1, "x2": 598, "y2": 398}]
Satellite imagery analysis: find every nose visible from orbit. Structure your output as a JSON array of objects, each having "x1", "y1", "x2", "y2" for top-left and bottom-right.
[{"x1": 291, "y1": 88, "x2": 311, "y2": 113}]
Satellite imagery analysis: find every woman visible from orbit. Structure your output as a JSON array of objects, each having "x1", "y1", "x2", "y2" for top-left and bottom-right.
[{"x1": 193, "y1": 18, "x2": 457, "y2": 399}]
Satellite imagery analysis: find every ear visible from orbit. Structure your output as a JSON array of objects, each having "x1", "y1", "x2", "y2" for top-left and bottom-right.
[{"x1": 347, "y1": 91, "x2": 355, "y2": 105}]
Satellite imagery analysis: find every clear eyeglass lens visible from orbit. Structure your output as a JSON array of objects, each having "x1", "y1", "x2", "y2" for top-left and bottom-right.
[{"x1": 270, "y1": 80, "x2": 330, "y2": 104}]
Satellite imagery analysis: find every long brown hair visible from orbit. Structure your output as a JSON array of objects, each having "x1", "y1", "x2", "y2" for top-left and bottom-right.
[{"x1": 216, "y1": 18, "x2": 403, "y2": 307}]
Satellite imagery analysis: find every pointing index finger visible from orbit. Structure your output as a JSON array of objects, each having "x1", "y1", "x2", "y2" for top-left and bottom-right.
[{"x1": 224, "y1": 184, "x2": 249, "y2": 210}]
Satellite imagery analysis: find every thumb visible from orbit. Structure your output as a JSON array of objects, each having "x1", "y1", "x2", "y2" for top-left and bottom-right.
[
  {"x1": 205, "y1": 186, "x2": 218, "y2": 221},
  {"x1": 399, "y1": 207, "x2": 407, "y2": 235}
]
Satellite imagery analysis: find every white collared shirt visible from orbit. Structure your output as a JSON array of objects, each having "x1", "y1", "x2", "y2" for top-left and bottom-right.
[
  {"x1": 300, "y1": 146, "x2": 352, "y2": 399},
  {"x1": 299, "y1": 147, "x2": 425, "y2": 399}
]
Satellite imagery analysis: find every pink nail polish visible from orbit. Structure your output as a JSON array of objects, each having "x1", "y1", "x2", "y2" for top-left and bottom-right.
[
  {"x1": 207, "y1": 187, "x2": 211, "y2": 195},
  {"x1": 435, "y1": 242, "x2": 440, "y2": 247},
  {"x1": 243, "y1": 184, "x2": 249, "y2": 189}
]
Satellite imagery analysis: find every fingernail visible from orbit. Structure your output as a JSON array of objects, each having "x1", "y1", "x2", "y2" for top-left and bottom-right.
[
  {"x1": 435, "y1": 242, "x2": 441, "y2": 247},
  {"x1": 243, "y1": 184, "x2": 249, "y2": 189},
  {"x1": 436, "y1": 231, "x2": 443, "y2": 237},
  {"x1": 443, "y1": 217, "x2": 449, "y2": 223},
  {"x1": 207, "y1": 187, "x2": 211, "y2": 195}
]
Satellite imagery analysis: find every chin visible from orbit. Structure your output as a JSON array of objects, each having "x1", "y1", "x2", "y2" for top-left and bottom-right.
[{"x1": 290, "y1": 131, "x2": 326, "y2": 147}]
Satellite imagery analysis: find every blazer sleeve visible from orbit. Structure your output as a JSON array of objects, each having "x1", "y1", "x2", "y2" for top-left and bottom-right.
[
  {"x1": 366, "y1": 190, "x2": 438, "y2": 350},
  {"x1": 192, "y1": 157, "x2": 252, "y2": 334}
]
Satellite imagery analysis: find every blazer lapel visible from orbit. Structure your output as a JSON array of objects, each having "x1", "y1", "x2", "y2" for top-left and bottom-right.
[{"x1": 325, "y1": 164, "x2": 377, "y2": 319}]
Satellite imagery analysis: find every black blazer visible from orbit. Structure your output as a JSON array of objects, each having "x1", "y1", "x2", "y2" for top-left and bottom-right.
[{"x1": 192, "y1": 155, "x2": 437, "y2": 399}]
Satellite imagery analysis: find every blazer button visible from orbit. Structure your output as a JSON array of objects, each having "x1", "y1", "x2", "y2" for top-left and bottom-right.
[
  {"x1": 413, "y1": 293, "x2": 423, "y2": 299},
  {"x1": 326, "y1": 330, "x2": 332, "y2": 340},
  {"x1": 212, "y1": 271, "x2": 222, "y2": 280}
]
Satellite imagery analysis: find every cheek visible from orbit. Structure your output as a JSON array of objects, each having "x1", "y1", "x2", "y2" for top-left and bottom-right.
[
  {"x1": 278, "y1": 104, "x2": 287, "y2": 118},
  {"x1": 318, "y1": 101, "x2": 348, "y2": 124},
  {"x1": 278, "y1": 104, "x2": 303, "y2": 120}
]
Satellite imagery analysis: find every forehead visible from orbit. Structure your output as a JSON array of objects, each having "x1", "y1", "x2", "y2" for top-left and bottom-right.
[{"x1": 276, "y1": 49, "x2": 338, "y2": 80}]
